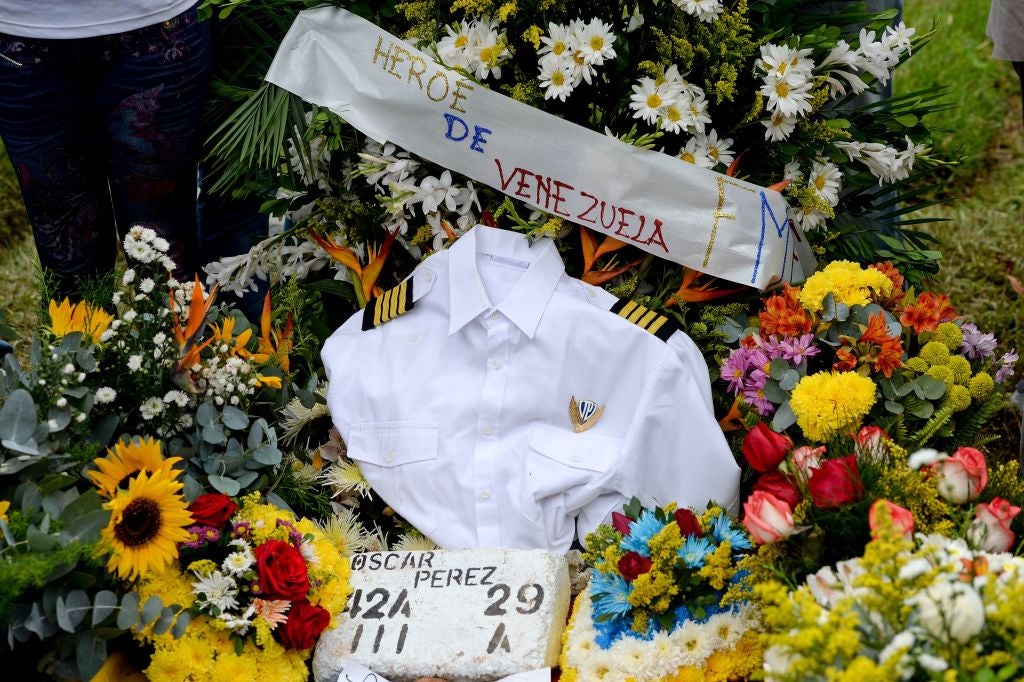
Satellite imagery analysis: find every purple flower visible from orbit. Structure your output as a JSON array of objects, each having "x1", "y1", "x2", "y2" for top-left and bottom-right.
[
  {"x1": 742, "y1": 369, "x2": 775, "y2": 416},
  {"x1": 721, "y1": 349, "x2": 752, "y2": 394},
  {"x1": 182, "y1": 525, "x2": 220, "y2": 549},
  {"x1": 995, "y1": 349, "x2": 1019, "y2": 384},
  {"x1": 779, "y1": 333, "x2": 820, "y2": 367},
  {"x1": 960, "y1": 323, "x2": 998, "y2": 361},
  {"x1": 232, "y1": 520, "x2": 252, "y2": 539}
]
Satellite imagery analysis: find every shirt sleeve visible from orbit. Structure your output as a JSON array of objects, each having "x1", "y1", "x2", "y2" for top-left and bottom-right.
[{"x1": 596, "y1": 343, "x2": 740, "y2": 530}]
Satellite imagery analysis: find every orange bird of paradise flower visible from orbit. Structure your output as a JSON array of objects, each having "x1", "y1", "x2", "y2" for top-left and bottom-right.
[
  {"x1": 169, "y1": 275, "x2": 218, "y2": 390},
  {"x1": 310, "y1": 228, "x2": 398, "y2": 307}
]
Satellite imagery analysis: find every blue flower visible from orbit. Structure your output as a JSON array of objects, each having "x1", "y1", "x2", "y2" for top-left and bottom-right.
[
  {"x1": 678, "y1": 535, "x2": 716, "y2": 568},
  {"x1": 590, "y1": 571, "x2": 633, "y2": 619},
  {"x1": 673, "y1": 603, "x2": 692, "y2": 625},
  {"x1": 709, "y1": 512, "x2": 753, "y2": 552},
  {"x1": 620, "y1": 510, "x2": 664, "y2": 557}
]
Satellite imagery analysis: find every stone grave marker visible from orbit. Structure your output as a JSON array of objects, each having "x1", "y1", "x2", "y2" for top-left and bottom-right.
[{"x1": 313, "y1": 549, "x2": 570, "y2": 682}]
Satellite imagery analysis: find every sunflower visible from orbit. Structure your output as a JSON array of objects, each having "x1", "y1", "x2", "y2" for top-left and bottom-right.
[
  {"x1": 48, "y1": 298, "x2": 114, "y2": 343},
  {"x1": 88, "y1": 437, "x2": 182, "y2": 498},
  {"x1": 102, "y1": 468, "x2": 193, "y2": 581}
]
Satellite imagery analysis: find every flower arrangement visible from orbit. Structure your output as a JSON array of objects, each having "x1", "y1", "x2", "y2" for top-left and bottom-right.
[
  {"x1": 758, "y1": 514, "x2": 1024, "y2": 680},
  {"x1": 132, "y1": 491, "x2": 351, "y2": 681},
  {"x1": 720, "y1": 260, "x2": 1017, "y2": 451},
  {"x1": 738, "y1": 421, "x2": 1024, "y2": 581},
  {"x1": 560, "y1": 499, "x2": 762, "y2": 682}
]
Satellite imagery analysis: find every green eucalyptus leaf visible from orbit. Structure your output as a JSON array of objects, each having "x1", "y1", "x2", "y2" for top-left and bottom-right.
[
  {"x1": 885, "y1": 400, "x2": 904, "y2": 414},
  {"x1": 772, "y1": 401, "x2": 797, "y2": 431},
  {"x1": 56, "y1": 595, "x2": 75, "y2": 633},
  {"x1": 202, "y1": 423, "x2": 226, "y2": 445},
  {"x1": 66, "y1": 590, "x2": 90, "y2": 629},
  {"x1": 1, "y1": 437, "x2": 40, "y2": 458},
  {"x1": 47, "y1": 407, "x2": 72, "y2": 433},
  {"x1": 208, "y1": 475, "x2": 241, "y2": 496},
  {"x1": 769, "y1": 358, "x2": 790, "y2": 380},
  {"x1": 909, "y1": 401, "x2": 935, "y2": 419},
  {"x1": 139, "y1": 595, "x2": 163, "y2": 627},
  {"x1": 76, "y1": 630, "x2": 107, "y2": 681},
  {"x1": 116, "y1": 592, "x2": 140, "y2": 630},
  {"x1": 196, "y1": 401, "x2": 219, "y2": 428},
  {"x1": 27, "y1": 525, "x2": 59, "y2": 552},
  {"x1": 171, "y1": 610, "x2": 191, "y2": 638},
  {"x1": 152, "y1": 607, "x2": 177, "y2": 635},
  {"x1": 251, "y1": 444, "x2": 282, "y2": 466},
  {"x1": 221, "y1": 406, "x2": 248, "y2": 430},
  {"x1": 779, "y1": 369, "x2": 800, "y2": 391},
  {"x1": 0, "y1": 387, "x2": 35, "y2": 440},
  {"x1": 917, "y1": 376, "x2": 947, "y2": 400},
  {"x1": 92, "y1": 591, "x2": 118, "y2": 626},
  {"x1": 234, "y1": 471, "x2": 258, "y2": 489}
]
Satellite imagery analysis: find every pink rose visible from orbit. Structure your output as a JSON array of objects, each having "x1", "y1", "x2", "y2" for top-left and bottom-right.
[
  {"x1": 868, "y1": 499, "x2": 915, "y2": 538},
  {"x1": 791, "y1": 445, "x2": 826, "y2": 479},
  {"x1": 742, "y1": 491, "x2": 796, "y2": 545},
  {"x1": 742, "y1": 423, "x2": 793, "y2": 473},
  {"x1": 934, "y1": 447, "x2": 988, "y2": 504},
  {"x1": 967, "y1": 497, "x2": 1021, "y2": 552}
]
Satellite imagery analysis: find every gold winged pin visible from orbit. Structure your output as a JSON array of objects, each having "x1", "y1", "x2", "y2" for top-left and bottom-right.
[{"x1": 569, "y1": 395, "x2": 605, "y2": 433}]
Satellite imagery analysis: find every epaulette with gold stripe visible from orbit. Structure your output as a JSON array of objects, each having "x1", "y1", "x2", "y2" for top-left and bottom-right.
[
  {"x1": 610, "y1": 298, "x2": 679, "y2": 342},
  {"x1": 361, "y1": 279, "x2": 414, "y2": 330}
]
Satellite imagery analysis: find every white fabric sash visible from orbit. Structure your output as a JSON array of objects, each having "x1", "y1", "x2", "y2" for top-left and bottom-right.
[{"x1": 266, "y1": 7, "x2": 815, "y2": 288}]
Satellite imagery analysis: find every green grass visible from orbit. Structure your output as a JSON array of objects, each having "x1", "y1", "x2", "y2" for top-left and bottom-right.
[
  {"x1": 0, "y1": 147, "x2": 37, "y2": 344},
  {"x1": 898, "y1": 0, "x2": 1020, "y2": 180}
]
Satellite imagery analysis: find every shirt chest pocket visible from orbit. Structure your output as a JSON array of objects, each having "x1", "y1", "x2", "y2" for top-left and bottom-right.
[
  {"x1": 346, "y1": 422, "x2": 439, "y2": 510},
  {"x1": 526, "y1": 423, "x2": 623, "y2": 501}
]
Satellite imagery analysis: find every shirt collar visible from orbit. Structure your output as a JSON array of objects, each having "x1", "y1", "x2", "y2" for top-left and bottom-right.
[{"x1": 447, "y1": 226, "x2": 564, "y2": 338}]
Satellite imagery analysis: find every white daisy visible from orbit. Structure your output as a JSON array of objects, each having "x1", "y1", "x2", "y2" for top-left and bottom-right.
[
  {"x1": 808, "y1": 159, "x2": 842, "y2": 206},
  {"x1": 139, "y1": 277, "x2": 155, "y2": 294},
  {"x1": 760, "y1": 73, "x2": 813, "y2": 117},
  {"x1": 127, "y1": 354, "x2": 143, "y2": 372},
  {"x1": 222, "y1": 549, "x2": 255, "y2": 576},
  {"x1": 659, "y1": 98, "x2": 692, "y2": 134},
  {"x1": 437, "y1": 20, "x2": 472, "y2": 70},
  {"x1": 151, "y1": 236, "x2": 170, "y2": 253},
  {"x1": 685, "y1": 92, "x2": 712, "y2": 134},
  {"x1": 467, "y1": 20, "x2": 510, "y2": 80},
  {"x1": 757, "y1": 43, "x2": 815, "y2": 81},
  {"x1": 575, "y1": 19, "x2": 616, "y2": 66},
  {"x1": 539, "y1": 58, "x2": 575, "y2": 101},
  {"x1": 630, "y1": 77, "x2": 677, "y2": 124},
  {"x1": 762, "y1": 112, "x2": 797, "y2": 142},
  {"x1": 538, "y1": 22, "x2": 574, "y2": 62},
  {"x1": 678, "y1": 136, "x2": 714, "y2": 168},
  {"x1": 702, "y1": 128, "x2": 735, "y2": 167},
  {"x1": 676, "y1": 0, "x2": 724, "y2": 23}
]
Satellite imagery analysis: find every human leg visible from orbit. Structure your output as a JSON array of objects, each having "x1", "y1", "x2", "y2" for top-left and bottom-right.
[
  {"x1": 0, "y1": 34, "x2": 118, "y2": 293},
  {"x1": 95, "y1": 6, "x2": 212, "y2": 278}
]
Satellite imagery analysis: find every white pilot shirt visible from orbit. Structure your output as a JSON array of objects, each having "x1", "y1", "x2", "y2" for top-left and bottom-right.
[{"x1": 322, "y1": 225, "x2": 739, "y2": 551}]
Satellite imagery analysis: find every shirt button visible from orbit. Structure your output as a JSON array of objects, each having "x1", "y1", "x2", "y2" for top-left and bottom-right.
[
  {"x1": 488, "y1": 358, "x2": 502, "y2": 370},
  {"x1": 384, "y1": 449, "x2": 395, "y2": 463},
  {"x1": 488, "y1": 311, "x2": 499, "y2": 320},
  {"x1": 480, "y1": 489, "x2": 492, "y2": 500},
  {"x1": 481, "y1": 423, "x2": 494, "y2": 435}
]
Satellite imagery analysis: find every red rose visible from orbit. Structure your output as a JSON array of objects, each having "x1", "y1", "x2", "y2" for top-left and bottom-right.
[
  {"x1": 742, "y1": 423, "x2": 793, "y2": 473},
  {"x1": 753, "y1": 470, "x2": 802, "y2": 510},
  {"x1": 808, "y1": 456, "x2": 864, "y2": 509},
  {"x1": 187, "y1": 493, "x2": 238, "y2": 528},
  {"x1": 674, "y1": 509, "x2": 703, "y2": 538},
  {"x1": 254, "y1": 539, "x2": 310, "y2": 601},
  {"x1": 617, "y1": 551, "x2": 653, "y2": 581},
  {"x1": 276, "y1": 598, "x2": 331, "y2": 650},
  {"x1": 611, "y1": 512, "x2": 632, "y2": 535}
]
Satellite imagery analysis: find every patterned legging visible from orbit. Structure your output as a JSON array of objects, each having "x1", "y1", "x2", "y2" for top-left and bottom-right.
[{"x1": 0, "y1": 5, "x2": 211, "y2": 290}]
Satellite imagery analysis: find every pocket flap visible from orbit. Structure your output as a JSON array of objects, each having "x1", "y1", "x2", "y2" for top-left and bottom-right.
[
  {"x1": 347, "y1": 422, "x2": 439, "y2": 468},
  {"x1": 528, "y1": 423, "x2": 621, "y2": 473}
]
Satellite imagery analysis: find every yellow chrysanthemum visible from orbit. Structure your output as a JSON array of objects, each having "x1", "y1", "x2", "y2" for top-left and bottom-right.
[
  {"x1": 789, "y1": 371, "x2": 877, "y2": 442},
  {"x1": 88, "y1": 437, "x2": 181, "y2": 498},
  {"x1": 48, "y1": 298, "x2": 114, "y2": 343},
  {"x1": 0, "y1": 499, "x2": 9, "y2": 523},
  {"x1": 969, "y1": 372, "x2": 995, "y2": 401},
  {"x1": 798, "y1": 261, "x2": 893, "y2": 313},
  {"x1": 102, "y1": 468, "x2": 193, "y2": 581}
]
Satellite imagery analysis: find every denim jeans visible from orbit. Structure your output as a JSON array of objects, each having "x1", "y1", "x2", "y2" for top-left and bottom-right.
[{"x1": 0, "y1": 5, "x2": 211, "y2": 291}]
